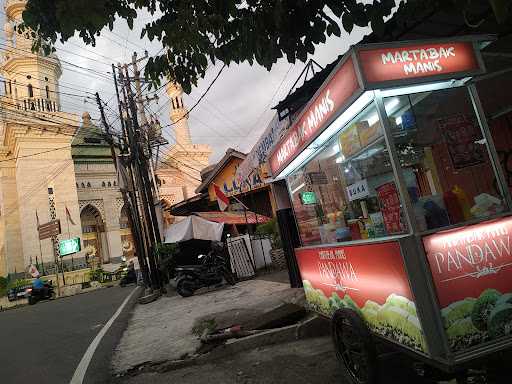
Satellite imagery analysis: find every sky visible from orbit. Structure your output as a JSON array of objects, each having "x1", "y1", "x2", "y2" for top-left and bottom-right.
[{"x1": 0, "y1": 2, "x2": 377, "y2": 164}]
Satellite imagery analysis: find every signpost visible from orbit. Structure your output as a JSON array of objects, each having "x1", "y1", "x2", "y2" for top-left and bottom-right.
[
  {"x1": 38, "y1": 220, "x2": 61, "y2": 240},
  {"x1": 59, "y1": 237, "x2": 81, "y2": 257}
]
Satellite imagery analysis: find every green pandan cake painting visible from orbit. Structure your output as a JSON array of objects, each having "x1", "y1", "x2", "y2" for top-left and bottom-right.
[
  {"x1": 442, "y1": 289, "x2": 512, "y2": 351},
  {"x1": 302, "y1": 280, "x2": 427, "y2": 353}
]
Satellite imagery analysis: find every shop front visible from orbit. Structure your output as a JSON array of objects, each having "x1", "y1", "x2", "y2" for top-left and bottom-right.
[{"x1": 269, "y1": 35, "x2": 512, "y2": 377}]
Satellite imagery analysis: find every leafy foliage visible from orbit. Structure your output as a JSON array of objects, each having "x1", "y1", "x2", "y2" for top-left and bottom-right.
[
  {"x1": 255, "y1": 217, "x2": 281, "y2": 249},
  {"x1": 20, "y1": 0, "x2": 397, "y2": 93},
  {"x1": 156, "y1": 242, "x2": 179, "y2": 279},
  {"x1": 19, "y1": 1, "x2": 512, "y2": 93}
]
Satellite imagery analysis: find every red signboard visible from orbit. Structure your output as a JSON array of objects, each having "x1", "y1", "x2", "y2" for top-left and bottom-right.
[
  {"x1": 296, "y1": 242, "x2": 427, "y2": 352},
  {"x1": 359, "y1": 41, "x2": 481, "y2": 85},
  {"x1": 296, "y1": 242, "x2": 412, "y2": 307},
  {"x1": 423, "y1": 216, "x2": 512, "y2": 352},
  {"x1": 423, "y1": 216, "x2": 512, "y2": 308},
  {"x1": 376, "y1": 182, "x2": 403, "y2": 234},
  {"x1": 269, "y1": 56, "x2": 360, "y2": 175}
]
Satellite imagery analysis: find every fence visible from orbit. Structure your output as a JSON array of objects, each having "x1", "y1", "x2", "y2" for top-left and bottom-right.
[{"x1": 226, "y1": 234, "x2": 273, "y2": 280}]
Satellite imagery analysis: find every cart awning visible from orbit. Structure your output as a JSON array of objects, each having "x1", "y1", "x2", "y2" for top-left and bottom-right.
[
  {"x1": 193, "y1": 211, "x2": 271, "y2": 225},
  {"x1": 163, "y1": 215, "x2": 224, "y2": 243}
]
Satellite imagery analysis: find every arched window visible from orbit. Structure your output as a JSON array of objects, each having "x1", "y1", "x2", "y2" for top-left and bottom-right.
[
  {"x1": 113, "y1": 181, "x2": 117, "y2": 186},
  {"x1": 81, "y1": 182, "x2": 85, "y2": 188},
  {"x1": 45, "y1": 85, "x2": 50, "y2": 99},
  {"x1": 107, "y1": 181, "x2": 112, "y2": 187},
  {"x1": 27, "y1": 83, "x2": 33, "y2": 98},
  {"x1": 102, "y1": 181, "x2": 106, "y2": 187},
  {"x1": 86, "y1": 182, "x2": 91, "y2": 188}
]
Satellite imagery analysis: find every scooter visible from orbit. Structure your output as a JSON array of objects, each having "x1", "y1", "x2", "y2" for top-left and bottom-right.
[
  {"x1": 120, "y1": 268, "x2": 137, "y2": 287},
  {"x1": 26, "y1": 281, "x2": 56, "y2": 305},
  {"x1": 175, "y1": 250, "x2": 236, "y2": 297}
]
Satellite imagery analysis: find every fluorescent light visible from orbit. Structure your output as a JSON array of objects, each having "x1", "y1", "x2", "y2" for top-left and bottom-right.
[
  {"x1": 291, "y1": 182, "x2": 305, "y2": 194},
  {"x1": 274, "y1": 91, "x2": 374, "y2": 179},
  {"x1": 332, "y1": 144, "x2": 340, "y2": 154},
  {"x1": 384, "y1": 97, "x2": 400, "y2": 113},
  {"x1": 395, "y1": 116, "x2": 402, "y2": 126},
  {"x1": 336, "y1": 156, "x2": 345, "y2": 164},
  {"x1": 379, "y1": 80, "x2": 463, "y2": 98},
  {"x1": 367, "y1": 113, "x2": 379, "y2": 126}
]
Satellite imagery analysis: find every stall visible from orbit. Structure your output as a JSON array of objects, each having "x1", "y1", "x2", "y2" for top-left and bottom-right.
[{"x1": 269, "y1": 35, "x2": 512, "y2": 382}]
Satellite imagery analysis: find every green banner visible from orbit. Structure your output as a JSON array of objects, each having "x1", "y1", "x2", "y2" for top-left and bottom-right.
[{"x1": 59, "y1": 237, "x2": 81, "y2": 257}]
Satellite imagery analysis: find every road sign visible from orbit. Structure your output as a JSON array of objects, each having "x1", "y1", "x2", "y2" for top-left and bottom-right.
[
  {"x1": 38, "y1": 219, "x2": 61, "y2": 240},
  {"x1": 59, "y1": 237, "x2": 81, "y2": 256}
]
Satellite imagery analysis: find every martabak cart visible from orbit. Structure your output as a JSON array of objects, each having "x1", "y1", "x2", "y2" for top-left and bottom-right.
[{"x1": 269, "y1": 35, "x2": 512, "y2": 383}]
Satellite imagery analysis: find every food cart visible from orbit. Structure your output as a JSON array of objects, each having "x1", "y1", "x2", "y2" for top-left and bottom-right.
[{"x1": 268, "y1": 35, "x2": 512, "y2": 383}]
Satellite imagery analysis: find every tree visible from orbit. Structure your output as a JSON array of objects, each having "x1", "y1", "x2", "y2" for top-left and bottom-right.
[{"x1": 20, "y1": 0, "x2": 511, "y2": 93}]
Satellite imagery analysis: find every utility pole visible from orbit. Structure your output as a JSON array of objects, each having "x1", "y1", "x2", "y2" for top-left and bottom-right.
[
  {"x1": 100, "y1": 56, "x2": 164, "y2": 293},
  {"x1": 131, "y1": 52, "x2": 163, "y2": 222},
  {"x1": 122, "y1": 64, "x2": 162, "y2": 290},
  {"x1": 95, "y1": 89, "x2": 151, "y2": 288}
]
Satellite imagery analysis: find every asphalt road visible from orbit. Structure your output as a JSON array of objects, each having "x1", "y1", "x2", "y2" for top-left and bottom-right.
[{"x1": 0, "y1": 285, "x2": 138, "y2": 384}]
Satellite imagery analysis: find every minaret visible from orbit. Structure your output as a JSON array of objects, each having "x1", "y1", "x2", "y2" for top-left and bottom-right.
[
  {"x1": 157, "y1": 81, "x2": 212, "y2": 203},
  {"x1": 167, "y1": 82, "x2": 192, "y2": 146},
  {"x1": 0, "y1": 0, "x2": 81, "y2": 274},
  {"x1": 1, "y1": 0, "x2": 62, "y2": 112}
]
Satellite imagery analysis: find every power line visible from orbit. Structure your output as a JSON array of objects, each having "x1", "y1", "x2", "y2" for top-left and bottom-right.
[{"x1": 0, "y1": 145, "x2": 70, "y2": 163}]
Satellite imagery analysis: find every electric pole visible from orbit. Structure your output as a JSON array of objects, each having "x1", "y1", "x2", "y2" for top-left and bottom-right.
[{"x1": 95, "y1": 90, "x2": 151, "y2": 288}]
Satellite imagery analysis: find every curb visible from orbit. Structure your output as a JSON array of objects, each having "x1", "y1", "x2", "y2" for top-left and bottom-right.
[{"x1": 119, "y1": 314, "x2": 329, "y2": 377}]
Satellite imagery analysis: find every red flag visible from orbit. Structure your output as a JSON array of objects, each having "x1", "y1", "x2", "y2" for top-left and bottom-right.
[
  {"x1": 65, "y1": 206, "x2": 76, "y2": 226},
  {"x1": 214, "y1": 184, "x2": 229, "y2": 211}
]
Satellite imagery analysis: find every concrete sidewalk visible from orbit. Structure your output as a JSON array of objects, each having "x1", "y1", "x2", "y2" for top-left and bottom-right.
[{"x1": 112, "y1": 279, "x2": 304, "y2": 374}]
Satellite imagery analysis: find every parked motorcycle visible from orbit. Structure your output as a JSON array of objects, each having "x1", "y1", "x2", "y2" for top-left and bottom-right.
[
  {"x1": 26, "y1": 281, "x2": 56, "y2": 305},
  {"x1": 120, "y1": 268, "x2": 137, "y2": 287},
  {"x1": 175, "y1": 246, "x2": 236, "y2": 297}
]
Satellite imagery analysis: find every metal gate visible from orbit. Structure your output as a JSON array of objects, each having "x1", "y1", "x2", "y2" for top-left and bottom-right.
[{"x1": 226, "y1": 236, "x2": 256, "y2": 279}]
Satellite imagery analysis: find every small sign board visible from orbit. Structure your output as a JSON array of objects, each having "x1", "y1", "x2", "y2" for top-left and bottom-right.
[
  {"x1": 38, "y1": 220, "x2": 61, "y2": 240},
  {"x1": 59, "y1": 237, "x2": 81, "y2": 256},
  {"x1": 300, "y1": 191, "x2": 317, "y2": 205},
  {"x1": 347, "y1": 179, "x2": 369, "y2": 201}
]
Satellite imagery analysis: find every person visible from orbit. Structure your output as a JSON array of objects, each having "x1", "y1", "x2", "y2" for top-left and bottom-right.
[
  {"x1": 131, "y1": 256, "x2": 142, "y2": 286},
  {"x1": 32, "y1": 274, "x2": 45, "y2": 290},
  {"x1": 32, "y1": 273, "x2": 48, "y2": 297}
]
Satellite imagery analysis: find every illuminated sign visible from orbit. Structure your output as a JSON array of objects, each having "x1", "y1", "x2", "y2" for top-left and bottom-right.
[
  {"x1": 59, "y1": 237, "x2": 81, "y2": 256},
  {"x1": 358, "y1": 41, "x2": 483, "y2": 86},
  {"x1": 269, "y1": 56, "x2": 360, "y2": 175},
  {"x1": 300, "y1": 191, "x2": 317, "y2": 205}
]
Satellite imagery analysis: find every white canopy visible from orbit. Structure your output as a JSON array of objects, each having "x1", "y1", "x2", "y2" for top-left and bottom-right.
[{"x1": 163, "y1": 215, "x2": 224, "y2": 243}]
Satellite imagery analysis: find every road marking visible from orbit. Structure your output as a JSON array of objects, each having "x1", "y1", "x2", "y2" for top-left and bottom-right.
[{"x1": 70, "y1": 287, "x2": 139, "y2": 384}]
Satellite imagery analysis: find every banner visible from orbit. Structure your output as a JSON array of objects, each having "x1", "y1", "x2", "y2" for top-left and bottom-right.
[
  {"x1": 423, "y1": 216, "x2": 512, "y2": 352},
  {"x1": 296, "y1": 242, "x2": 427, "y2": 353}
]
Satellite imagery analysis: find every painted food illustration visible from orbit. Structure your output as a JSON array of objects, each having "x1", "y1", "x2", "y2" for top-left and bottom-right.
[
  {"x1": 443, "y1": 289, "x2": 512, "y2": 351},
  {"x1": 303, "y1": 280, "x2": 427, "y2": 353}
]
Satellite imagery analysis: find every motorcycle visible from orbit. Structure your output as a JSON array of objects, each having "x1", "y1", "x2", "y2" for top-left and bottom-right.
[
  {"x1": 175, "y1": 248, "x2": 236, "y2": 297},
  {"x1": 120, "y1": 268, "x2": 137, "y2": 287},
  {"x1": 26, "y1": 281, "x2": 56, "y2": 305}
]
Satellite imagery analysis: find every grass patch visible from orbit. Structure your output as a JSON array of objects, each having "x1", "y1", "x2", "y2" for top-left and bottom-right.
[{"x1": 191, "y1": 318, "x2": 217, "y2": 337}]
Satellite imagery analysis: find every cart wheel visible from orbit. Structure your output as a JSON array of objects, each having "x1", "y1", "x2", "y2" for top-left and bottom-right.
[
  {"x1": 331, "y1": 308, "x2": 377, "y2": 384},
  {"x1": 176, "y1": 277, "x2": 195, "y2": 297}
]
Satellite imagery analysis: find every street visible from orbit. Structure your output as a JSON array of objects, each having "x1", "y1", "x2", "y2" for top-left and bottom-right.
[{"x1": 0, "y1": 286, "x2": 138, "y2": 384}]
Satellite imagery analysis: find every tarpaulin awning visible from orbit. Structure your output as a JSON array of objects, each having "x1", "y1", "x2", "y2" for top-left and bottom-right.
[
  {"x1": 163, "y1": 215, "x2": 224, "y2": 243},
  {"x1": 194, "y1": 211, "x2": 272, "y2": 225}
]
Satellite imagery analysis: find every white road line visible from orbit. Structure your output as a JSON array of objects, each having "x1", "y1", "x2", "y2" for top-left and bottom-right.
[{"x1": 70, "y1": 287, "x2": 139, "y2": 384}]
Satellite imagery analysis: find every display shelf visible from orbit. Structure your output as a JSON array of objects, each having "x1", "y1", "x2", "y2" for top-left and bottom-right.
[{"x1": 338, "y1": 135, "x2": 385, "y2": 165}]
